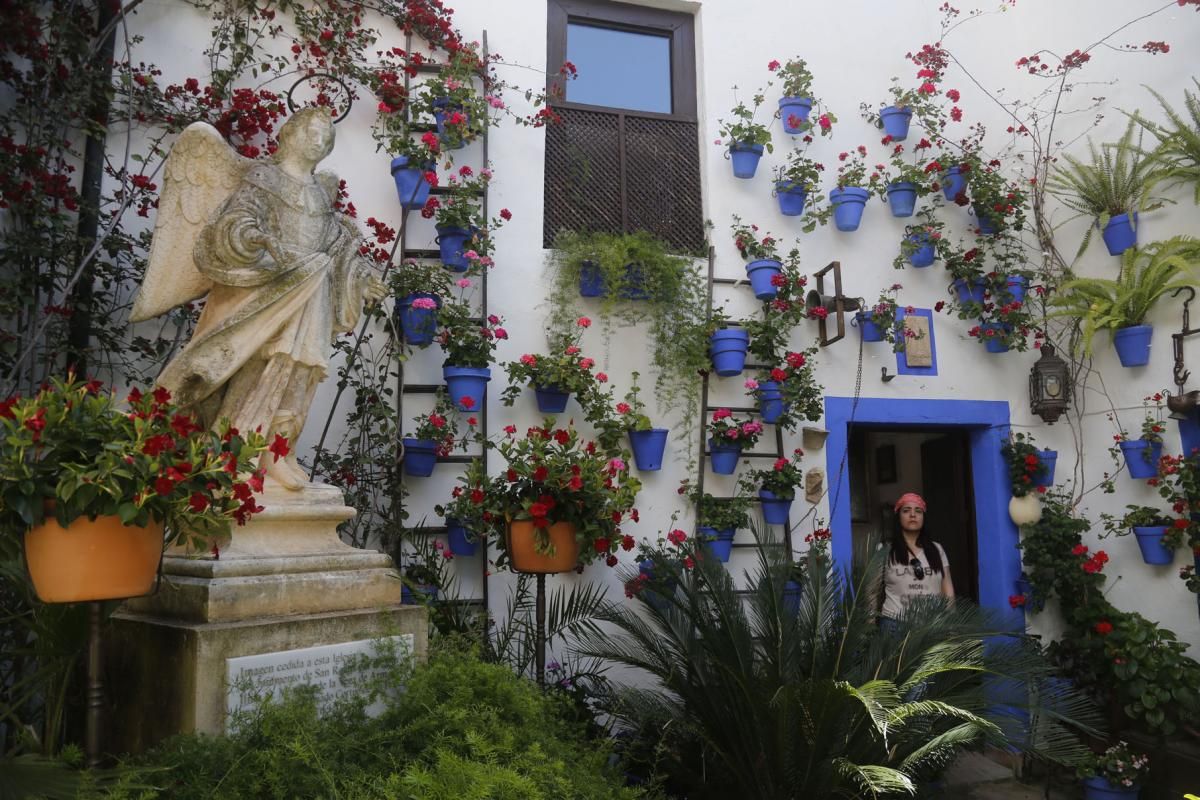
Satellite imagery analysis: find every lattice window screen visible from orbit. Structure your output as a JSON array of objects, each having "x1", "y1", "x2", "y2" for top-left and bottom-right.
[{"x1": 544, "y1": 107, "x2": 704, "y2": 253}]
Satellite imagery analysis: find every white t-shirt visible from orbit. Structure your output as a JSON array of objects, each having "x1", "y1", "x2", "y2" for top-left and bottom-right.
[{"x1": 882, "y1": 541, "x2": 948, "y2": 620}]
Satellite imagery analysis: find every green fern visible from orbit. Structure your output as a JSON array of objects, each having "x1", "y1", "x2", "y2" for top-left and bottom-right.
[{"x1": 1131, "y1": 78, "x2": 1200, "y2": 206}]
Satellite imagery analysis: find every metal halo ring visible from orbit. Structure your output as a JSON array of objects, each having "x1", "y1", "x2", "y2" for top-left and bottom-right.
[{"x1": 285, "y1": 72, "x2": 353, "y2": 124}]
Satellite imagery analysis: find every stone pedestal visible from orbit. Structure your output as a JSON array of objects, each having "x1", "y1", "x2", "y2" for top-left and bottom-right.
[{"x1": 107, "y1": 482, "x2": 426, "y2": 755}]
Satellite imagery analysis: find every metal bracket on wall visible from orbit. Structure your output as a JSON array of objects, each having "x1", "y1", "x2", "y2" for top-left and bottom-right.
[
  {"x1": 805, "y1": 261, "x2": 861, "y2": 347},
  {"x1": 1171, "y1": 286, "x2": 1200, "y2": 393}
]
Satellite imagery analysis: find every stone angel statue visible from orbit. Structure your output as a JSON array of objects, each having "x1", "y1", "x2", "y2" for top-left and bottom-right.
[{"x1": 132, "y1": 107, "x2": 386, "y2": 489}]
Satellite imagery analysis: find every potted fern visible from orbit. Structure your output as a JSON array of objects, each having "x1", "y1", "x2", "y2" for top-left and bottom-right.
[
  {"x1": 1132, "y1": 79, "x2": 1200, "y2": 206},
  {"x1": 1049, "y1": 236, "x2": 1200, "y2": 367},
  {"x1": 1046, "y1": 121, "x2": 1160, "y2": 257}
]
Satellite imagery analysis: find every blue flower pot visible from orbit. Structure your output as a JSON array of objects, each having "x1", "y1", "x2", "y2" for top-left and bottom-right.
[
  {"x1": 698, "y1": 526, "x2": 736, "y2": 562},
  {"x1": 390, "y1": 156, "x2": 432, "y2": 210},
  {"x1": 618, "y1": 263, "x2": 650, "y2": 300},
  {"x1": 1003, "y1": 275, "x2": 1028, "y2": 305},
  {"x1": 730, "y1": 142, "x2": 764, "y2": 179},
  {"x1": 1120, "y1": 439, "x2": 1162, "y2": 479},
  {"x1": 534, "y1": 385, "x2": 570, "y2": 413},
  {"x1": 759, "y1": 489, "x2": 792, "y2": 525},
  {"x1": 783, "y1": 580, "x2": 803, "y2": 614},
  {"x1": 443, "y1": 365, "x2": 490, "y2": 412},
  {"x1": 886, "y1": 182, "x2": 918, "y2": 217},
  {"x1": 709, "y1": 328, "x2": 750, "y2": 376},
  {"x1": 775, "y1": 181, "x2": 808, "y2": 216},
  {"x1": 880, "y1": 105, "x2": 913, "y2": 141},
  {"x1": 432, "y1": 98, "x2": 469, "y2": 149},
  {"x1": 395, "y1": 292, "x2": 441, "y2": 346},
  {"x1": 982, "y1": 323, "x2": 1010, "y2": 353},
  {"x1": 436, "y1": 225, "x2": 472, "y2": 272},
  {"x1": 973, "y1": 204, "x2": 1000, "y2": 235},
  {"x1": 1133, "y1": 526, "x2": 1173, "y2": 565},
  {"x1": 1101, "y1": 213, "x2": 1137, "y2": 256},
  {"x1": 779, "y1": 97, "x2": 813, "y2": 133},
  {"x1": 629, "y1": 428, "x2": 668, "y2": 471},
  {"x1": 708, "y1": 439, "x2": 742, "y2": 475},
  {"x1": 829, "y1": 187, "x2": 869, "y2": 231},
  {"x1": 579, "y1": 260, "x2": 605, "y2": 297},
  {"x1": 745, "y1": 258, "x2": 783, "y2": 300},
  {"x1": 1113, "y1": 324, "x2": 1152, "y2": 367},
  {"x1": 402, "y1": 583, "x2": 438, "y2": 605},
  {"x1": 942, "y1": 166, "x2": 967, "y2": 202},
  {"x1": 638, "y1": 559, "x2": 677, "y2": 611},
  {"x1": 446, "y1": 518, "x2": 478, "y2": 556},
  {"x1": 1014, "y1": 577, "x2": 1043, "y2": 612},
  {"x1": 1178, "y1": 408, "x2": 1200, "y2": 458},
  {"x1": 907, "y1": 232, "x2": 936, "y2": 267},
  {"x1": 402, "y1": 438, "x2": 438, "y2": 477},
  {"x1": 952, "y1": 277, "x2": 987, "y2": 306},
  {"x1": 1034, "y1": 449, "x2": 1057, "y2": 487},
  {"x1": 855, "y1": 312, "x2": 885, "y2": 343},
  {"x1": 757, "y1": 381, "x2": 785, "y2": 424},
  {"x1": 1082, "y1": 776, "x2": 1139, "y2": 800}
]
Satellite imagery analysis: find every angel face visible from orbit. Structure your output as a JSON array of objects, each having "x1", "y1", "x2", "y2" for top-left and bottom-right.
[{"x1": 301, "y1": 115, "x2": 335, "y2": 162}]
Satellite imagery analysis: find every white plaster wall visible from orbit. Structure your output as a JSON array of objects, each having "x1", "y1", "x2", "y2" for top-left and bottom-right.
[{"x1": 124, "y1": 0, "x2": 1200, "y2": 653}]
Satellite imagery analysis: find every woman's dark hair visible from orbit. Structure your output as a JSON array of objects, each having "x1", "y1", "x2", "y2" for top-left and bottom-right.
[{"x1": 888, "y1": 514, "x2": 944, "y2": 575}]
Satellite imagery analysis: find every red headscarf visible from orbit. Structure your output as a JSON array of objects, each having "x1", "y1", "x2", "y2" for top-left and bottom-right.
[{"x1": 893, "y1": 492, "x2": 927, "y2": 514}]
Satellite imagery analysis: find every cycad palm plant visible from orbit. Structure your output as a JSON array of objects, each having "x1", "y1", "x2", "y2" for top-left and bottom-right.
[
  {"x1": 1049, "y1": 235, "x2": 1200, "y2": 355},
  {"x1": 1046, "y1": 120, "x2": 1157, "y2": 258},
  {"x1": 574, "y1": 533, "x2": 1101, "y2": 799},
  {"x1": 1133, "y1": 79, "x2": 1200, "y2": 205}
]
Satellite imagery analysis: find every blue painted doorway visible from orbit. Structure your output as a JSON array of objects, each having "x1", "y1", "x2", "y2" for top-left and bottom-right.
[{"x1": 823, "y1": 397, "x2": 1023, "y2": 629}]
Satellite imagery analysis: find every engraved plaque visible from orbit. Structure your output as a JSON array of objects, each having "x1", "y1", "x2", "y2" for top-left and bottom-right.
[{"x1": 903, "y1": 316, "x2": 932, "y2": 367}]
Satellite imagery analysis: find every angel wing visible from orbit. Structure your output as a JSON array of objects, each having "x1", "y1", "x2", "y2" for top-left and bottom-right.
[{"x1": 130, "y1": 122, "x2": 252, "y2": 322}]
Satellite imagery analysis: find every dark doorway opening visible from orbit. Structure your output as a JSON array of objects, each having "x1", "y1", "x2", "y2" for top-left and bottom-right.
[{"x1": 846, "y1": 425, "x2": 979, "y2": 602}]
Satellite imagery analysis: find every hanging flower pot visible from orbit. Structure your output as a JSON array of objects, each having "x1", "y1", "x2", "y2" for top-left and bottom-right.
[
  {"x1": 1119, "y1": 438, "x2": 1163, "y2": 479},
  {"x1": 401, "y1": 583, "x2": 438, "y2": 604},
  {"x1": 758, "y1": 489, "x2": 793, "y2": 525},
  {"x1": 973, "y1": 205, "x2": 1001, "y2": 235},
  {"x1": 907, "y1": 232, "x2": 936, "y2": 267},
  {"x1": 941, "y1": 166, "x2": 967, "y2": 201},
  {"x1": 442, "y1": 365, "x2": 491, "y2": 412},
  {"x1": 1001, "y1": 275, "x2": 1028, "y2": 305},
  {"x1": 507, "y1": 520, "x2": 579, "y2": 573},
  {"x1": 1178, "y1": 408, "x2": 1200, "y2": 457},
  {"x1": 779, "y1": 97, "x2": 813, "y2": 133},
  {"x1": 708, "y1": 439, "x2": 742, "y2": 474},
  {"x1": 697, "y1": 526, "x2": 736, "y2": 562},
  {"x1": 1014, "y1": 576, "x2": 1044, "y2": 612},
  {"x1": 774, "y1": 181, "x2": 808, "y2": 216},
  {"x1": 24, "y1": 516, "x2": 164, "y2": 603},
  {"x1": 1101, "y1": 213, "x2": 1138, "y2": 257},
  {"x1": 628, "y1": 428, "x2": 668, "y2": 471},
  {"x1": 854, "y1": 311, "x2": 885, "y2": 343},
  {"x1": 952, "y1": 278, "x2": 987, "y2": 306},
  {"x1": 981, "y1": 323, "x2": 1011, "y2": 354},
  {"x1": 757, "y1": 381, "x2": 786, "y2": 424},
  {"x1": 1033, "y1": 449, "x2": 1057, "y2": 487},
  {"x1": 637, "y1": 559, "x2": 677, "y2": 611},
  {"x1": 395, "y1": 292, "x2": 441, "y2": 346},
  {"x1": 829, "y1": 187, "x2": 869, "y2": 231},
  {"x1": 579, "y1": 260, "x2": 605, "y2": 297},
  {"x1": 1132, "y1": 526, "x2": 1173, "y2": 565},
  {"x1": 390, "y1": 155, "x2": 433, "y2": 210},
  {"x1": 402, "y1": 438, "x2": 439, "y2": 477},
  {"x1": 879, "y1": 105, "x2": 913, "y2": 141},
  {"x1": 617, "y1": 263, "x2": 651, "y2": 300},
  {"x1": 783, "y1": 580, "x2": 803, "y2": 614},
  {"x1": 432, "y1": 97, "x2": 469, "y2": 150},
  {"x1": 1081, "y1": 776, "x2": 1139, "y2": 800},
  {"x1": 745, "y1": 258, "x2": 784, "y2": 300},
  {"x1": 534, "y1": 385, "x2": 570, "y2": 414},
  {"x1": 1008, "y1": 493, "x2": 1042, "y2": 526},
  {"x1": 446, "y1": 518, "x2": 479, "y2": 556},
  {"x1": 1112, "y1": 325, "x2": 1153, "y2": 367},
  {"x1": 729, "y1": 142, "x2": 765, "y2": 179},
  {"x1": 885, "y1": 182, "x2": 918, "y2": 217},
  {"x1": 709, "y1": 328, "x2": 750, "y2": 376},
  {"x1": 435, "y1": 225, "x2": 472, "y2": 272}
]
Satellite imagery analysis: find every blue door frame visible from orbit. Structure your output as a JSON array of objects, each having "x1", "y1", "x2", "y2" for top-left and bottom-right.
[{"x1": 823, "y1": 396, "x2": 1024, "y2": 630}]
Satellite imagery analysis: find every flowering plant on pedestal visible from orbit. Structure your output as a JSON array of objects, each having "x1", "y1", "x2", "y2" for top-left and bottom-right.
[
  {"x1": 483, "y1": 424, "x2": 641, "y2": 566},
  {"x1": 0, "y1": 376, "x2": 271, "y2": 551}
]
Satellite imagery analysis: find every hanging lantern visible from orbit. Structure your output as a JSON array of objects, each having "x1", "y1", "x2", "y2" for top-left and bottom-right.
[{"x1": 1029, "y1": 342, "x2": 1070, "y2": 424}]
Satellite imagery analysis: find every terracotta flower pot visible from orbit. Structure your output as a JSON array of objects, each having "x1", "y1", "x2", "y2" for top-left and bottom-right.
[
  {"x1": 24, "y1": 515, "x2": 165, "y2": 603},
  {"x1": 506, "y1": 520, "x2": 579, "y2": 574}
]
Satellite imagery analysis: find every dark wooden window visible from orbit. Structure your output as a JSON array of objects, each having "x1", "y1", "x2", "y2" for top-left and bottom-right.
[{"x1": 545, "y1": 0, "x2": 704, "y2": 253}]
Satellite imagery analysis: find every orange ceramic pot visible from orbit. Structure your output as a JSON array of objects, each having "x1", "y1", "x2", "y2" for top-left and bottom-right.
[
  {"x1": 506, "y1": 520, "x2": 579, "y2": 574},
  {"x1": 24, "y1": 515, "x2": 165, "y2": 603}
]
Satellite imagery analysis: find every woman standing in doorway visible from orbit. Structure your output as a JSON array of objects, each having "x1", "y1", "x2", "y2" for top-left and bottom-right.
[{"x1": 881, "y1": 492, "x2": 955, "y2": 625}]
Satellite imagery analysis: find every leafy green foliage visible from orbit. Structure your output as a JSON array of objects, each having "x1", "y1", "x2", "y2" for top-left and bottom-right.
[{"x1": 1134, "y1": 78, "x2": 1200, "y2": 206}]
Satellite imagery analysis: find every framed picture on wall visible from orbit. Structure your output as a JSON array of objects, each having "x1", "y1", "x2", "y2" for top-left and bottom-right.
[{"x1": 875, "y1": 444, "x2": 897, "y2": 484}]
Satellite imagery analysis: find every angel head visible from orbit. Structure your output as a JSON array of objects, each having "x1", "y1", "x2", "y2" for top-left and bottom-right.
[{"x1": 276, "y1": 106, "x2": 335, "y2": 166}]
